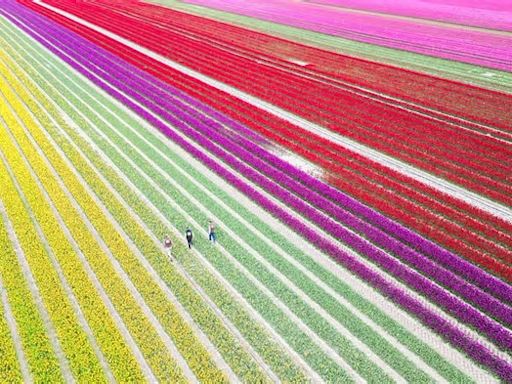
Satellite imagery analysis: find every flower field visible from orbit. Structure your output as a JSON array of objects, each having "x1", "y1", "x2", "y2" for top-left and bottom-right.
[{"x1": 0, "y1": 0, "x2": 511, "y2": 382}]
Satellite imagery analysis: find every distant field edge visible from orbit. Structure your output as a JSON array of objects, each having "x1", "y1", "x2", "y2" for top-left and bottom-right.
[{"x1": 146, "y1": 0, "x2": 512, "y2": 94}]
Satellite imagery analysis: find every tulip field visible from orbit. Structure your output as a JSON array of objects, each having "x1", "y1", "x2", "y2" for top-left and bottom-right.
[{"x1": 0, "y1": 0, "x2": 511, "y2": 383}]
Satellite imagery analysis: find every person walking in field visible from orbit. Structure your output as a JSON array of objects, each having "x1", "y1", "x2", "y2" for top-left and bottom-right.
[
  {"x1": 208, "y1": 220, "x2": 216, "y2": 244},
  {"x1": 185, "y1": 227, "x2": 193, "y2": 249},
  {"x1": 163, "y1": 234, "x2": 173, "y2": 261}
]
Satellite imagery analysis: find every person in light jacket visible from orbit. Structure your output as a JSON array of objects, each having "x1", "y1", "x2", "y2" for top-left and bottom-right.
[{"x1": 163, "y1": 234, "x2": 173, "y2": 260}]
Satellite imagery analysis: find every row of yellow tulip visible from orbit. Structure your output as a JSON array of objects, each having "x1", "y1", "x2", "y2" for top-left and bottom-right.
[
  {"x1": 0, "y1": 53, "x2": 228, "y2": 383},
  {"x1": 0, "y1": 113, "x2": 108, "y2": 382},
  {"x1": 0, "y1": 273, "x2": 23, "y2": 383},
  {"x1": 0, "y1": 206, "x2": 62, "y2": 382}
]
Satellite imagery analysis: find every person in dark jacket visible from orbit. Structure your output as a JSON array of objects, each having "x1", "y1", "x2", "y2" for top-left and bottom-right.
[{"x1": 185, "y1": 228, "x2": 193, "y2": 249}]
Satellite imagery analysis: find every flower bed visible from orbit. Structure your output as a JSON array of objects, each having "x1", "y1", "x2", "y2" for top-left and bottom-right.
[{"x1": 0, "y1": 277, "x2": 23, "y2": 383}]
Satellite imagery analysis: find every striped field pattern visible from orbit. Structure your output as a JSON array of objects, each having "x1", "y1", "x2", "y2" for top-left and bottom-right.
[{"x1": 0, "y1": 0, "x2": 511, "y2": 383}]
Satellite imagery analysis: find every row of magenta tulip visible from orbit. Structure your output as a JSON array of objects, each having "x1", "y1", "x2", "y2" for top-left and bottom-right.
[{"x1": 178, "y1": 0, "x2": 512, "y2": 71}]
